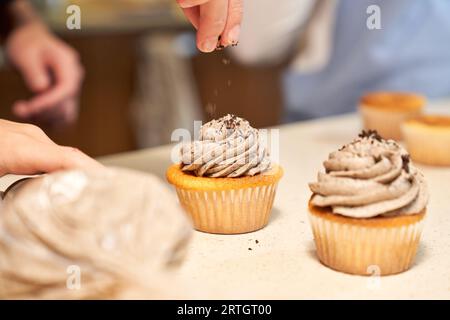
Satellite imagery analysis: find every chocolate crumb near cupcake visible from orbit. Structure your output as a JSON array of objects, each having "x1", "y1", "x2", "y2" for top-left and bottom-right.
[{"x1": 308, "y1": 130, "x2": 429, "y2": 276}]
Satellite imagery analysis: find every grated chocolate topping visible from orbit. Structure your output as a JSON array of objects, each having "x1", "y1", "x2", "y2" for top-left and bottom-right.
[
  {"x1": 358, "y1": 129, "x2": 383, "y2": 141},
  {"x1": 402, "y1": 154, "x2": 411, "y2": 173}
]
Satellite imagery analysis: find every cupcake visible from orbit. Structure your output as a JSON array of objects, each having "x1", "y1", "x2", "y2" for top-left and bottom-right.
[
  {"x1": 166, "y1": 114, "x2": 283, "y2": 234},
  {"x1": 359, "y1": 92, "x2": 426, "y2": 140},
  {"x1": 402, "y1": 115, "x2": 450, "y2": 166},
  {"x1": 308, "y1": 130, "x2": 429, "y2": 275}
]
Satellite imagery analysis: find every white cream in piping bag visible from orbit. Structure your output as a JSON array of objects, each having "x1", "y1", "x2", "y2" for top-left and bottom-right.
[
  {"x1": 309, "y1": 131, "x2": 428, "y2": 218},
  {"x1": 181, "y1": 114, "x2": 271, "y2": 178}
]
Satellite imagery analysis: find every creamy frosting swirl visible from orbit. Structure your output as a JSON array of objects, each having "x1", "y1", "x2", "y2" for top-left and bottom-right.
[
  {"x1": 309, "y1": 131, "x2": 428, "y2": 218},
  {"x1": 181, "y1": 114, "x2": 271, "y2": 178}
]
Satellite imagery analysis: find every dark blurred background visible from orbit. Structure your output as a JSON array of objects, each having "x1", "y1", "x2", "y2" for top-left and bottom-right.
[{"x1": 0, "y1": 0, "x2": 284, "y2": 157}]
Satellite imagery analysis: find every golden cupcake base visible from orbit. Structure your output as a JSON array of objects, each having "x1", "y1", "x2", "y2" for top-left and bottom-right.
[
  {"x1": 167, "y1": 164, "x2": 283, "y2": 234},
  {"x1": 308, "y1": 201, "x2": 426, "y2": 276},
  {"x1": 359, "y1": 92, "x2": 425, "y2": 140},
  {"x1": 402, "y1": 115, "x2": 450, "y2": 166}
]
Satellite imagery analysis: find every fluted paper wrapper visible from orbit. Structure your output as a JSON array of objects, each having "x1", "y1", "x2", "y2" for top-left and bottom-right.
[
  {"x1": 308, "y1": 208, "x2": 425, "y2": 276},
  {"x1": 175, "y1": 183, "x2": 279, "y2": 234}
]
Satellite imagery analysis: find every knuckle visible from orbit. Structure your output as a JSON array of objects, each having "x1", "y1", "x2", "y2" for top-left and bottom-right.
[
  {"x1": 64, "y1": 146, "x2": 82, "y2": 154},
  {"x1": 61, "y1": 147, "x2": 84, "y2": 167},
  {"x1": 21, "y1": 123, "x2": 45, "y2": 136}
]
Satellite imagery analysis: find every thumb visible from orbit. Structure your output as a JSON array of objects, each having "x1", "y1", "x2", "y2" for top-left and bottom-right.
[{"x1": 59, "y1": 146, "x2": 104, "y2": 171}]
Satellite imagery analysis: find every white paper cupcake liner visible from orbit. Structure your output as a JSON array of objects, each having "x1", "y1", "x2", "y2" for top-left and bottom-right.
[
  {"x1": 175, "y1": 183, "x2": 279, "y2": 234},
  {"x1": 308, "y1": 210, "x2": 425, "y2": 275}
]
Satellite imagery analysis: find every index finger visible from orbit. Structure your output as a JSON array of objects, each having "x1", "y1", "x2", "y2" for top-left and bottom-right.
[
  {"x1": 9, "y1": 141, "x2": 102, "y2": 175},
  {"x1": 219, "y1": 0, "x2": 243, "y2": 46},
  {"x1": 197, "y1": 0, "x2": 229, "y2": 52}
]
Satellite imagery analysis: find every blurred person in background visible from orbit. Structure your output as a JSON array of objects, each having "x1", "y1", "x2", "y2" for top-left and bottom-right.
[
  {"x1": 231, "y1": 0, "x2": 450, "y2": 121},
  {"x1": 0, "y1": 0, "x2": 243, "y2": 176},
  {"x1": 1, "y1": 0, "x2": 84, "y2": 124},
  {"x1": 0, "y1": 0, "x2": 98, "y2": 176}
]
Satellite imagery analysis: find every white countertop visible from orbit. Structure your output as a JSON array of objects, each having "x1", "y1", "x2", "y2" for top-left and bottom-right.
[
  {"x1": 98, "y1": 111, "x2": 450, "y2": 299},
  {"x1": 1, "y1": 108, "x2": 449, "y2": 299}
]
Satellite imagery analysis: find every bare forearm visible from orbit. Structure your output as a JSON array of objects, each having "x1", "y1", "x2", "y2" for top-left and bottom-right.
[{"x1": 4, "y1": 0, "x2": 83, "y2": 125}]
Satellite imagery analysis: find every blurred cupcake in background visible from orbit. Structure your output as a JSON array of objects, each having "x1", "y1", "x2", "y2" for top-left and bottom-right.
[
  {"x1": 308, "y1": 130, "x2": 428, "y2": 276},
  {"x1": 402, "y1": 114, "x2": 450, "y2": 166},
  {"x1": 167, "y1": 114, "x2": 283, "y2": 234},
  {"x1": 359, "y1": 92, "x2": 426, "y2": 140}
]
